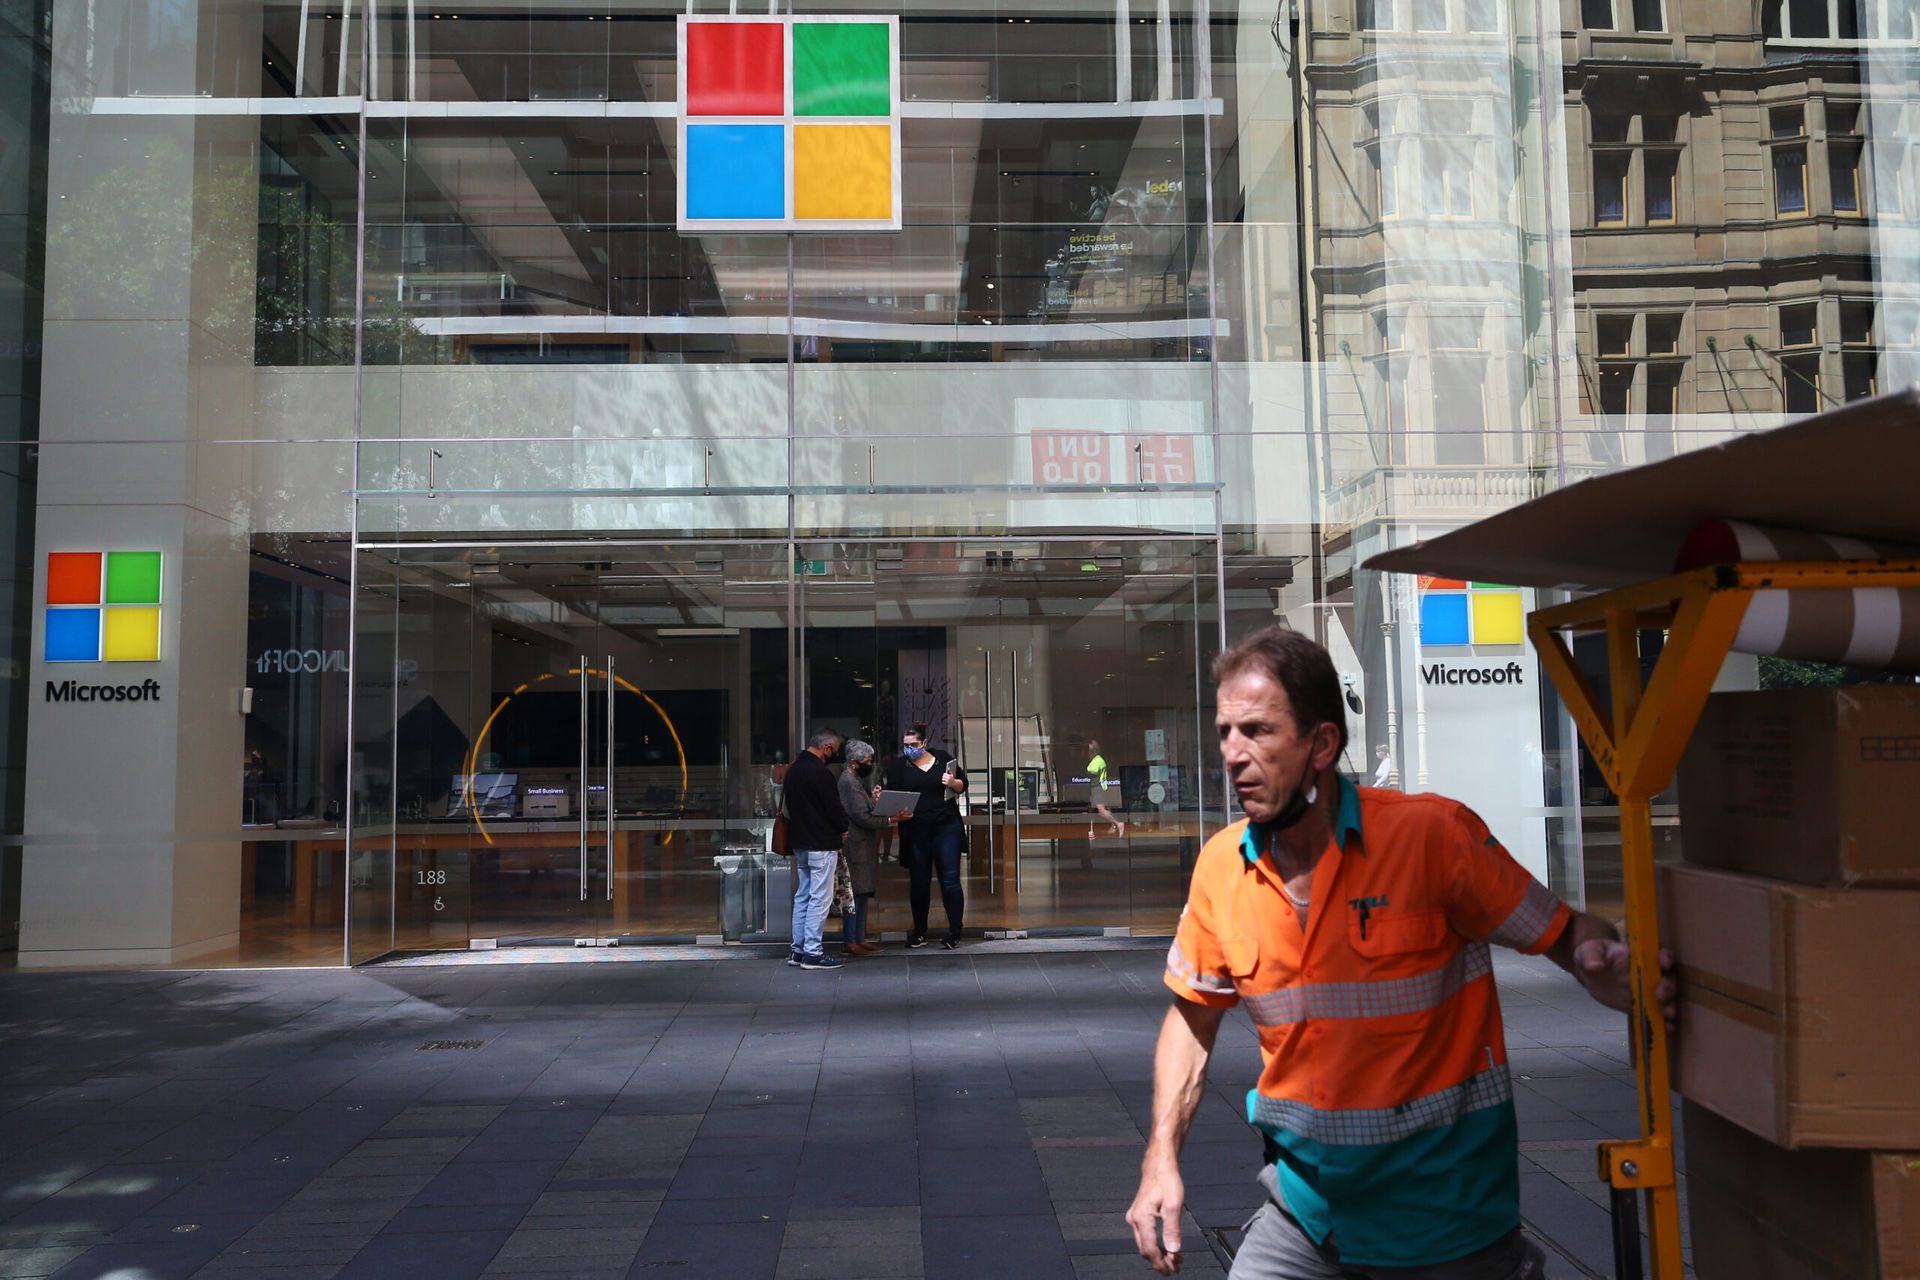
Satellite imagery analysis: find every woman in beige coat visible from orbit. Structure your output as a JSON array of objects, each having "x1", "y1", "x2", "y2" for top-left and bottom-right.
[{"x1": 837, "y1": 740, "x2": 907, "y2": 956}]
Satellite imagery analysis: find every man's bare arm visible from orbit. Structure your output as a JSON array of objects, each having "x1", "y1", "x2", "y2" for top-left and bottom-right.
[
  {"x1": 1126, "y1": 999, "x2": 1229, "y2": 1276},
  {"x1": 1545, "y1": 910, "x2": 1678, "y2": 1028}
]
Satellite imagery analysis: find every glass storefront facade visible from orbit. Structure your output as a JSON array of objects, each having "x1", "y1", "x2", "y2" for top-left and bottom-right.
[{"x1": 1, "y1": 0, "x2": 1913, "y2": 964}]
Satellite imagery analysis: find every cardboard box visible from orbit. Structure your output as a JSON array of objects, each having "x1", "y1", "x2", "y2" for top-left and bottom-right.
[
  {"x1": 1679, "y1": 685, "x2": 1920, "y2": 887},
  {"x1": 1684, "y1": 1100, "x2": 1920, "y2": 1279},
  {"x1": 1660, "y1": 862, "x2": 1920, "y2": 1148}
]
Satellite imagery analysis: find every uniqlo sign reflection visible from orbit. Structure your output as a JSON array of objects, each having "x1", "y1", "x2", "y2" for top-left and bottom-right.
[
  {"x1": 1030, "y1": 432, "x2": 1197, "y2": 485},
  {"x1": 1135, "y1": 435, "x2": 1195, "y2": 483},
  {"x1": 1031, "y1": 431, "x2": 1110, "y2": 483}
]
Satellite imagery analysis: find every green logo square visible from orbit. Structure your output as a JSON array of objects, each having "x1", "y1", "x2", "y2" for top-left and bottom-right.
[
  {"x1": 105, "y1": 551, "x2": 163, "y2": 605},
  {"x1": 793, "y1": 22, "x2": 890, "y2": 117}
]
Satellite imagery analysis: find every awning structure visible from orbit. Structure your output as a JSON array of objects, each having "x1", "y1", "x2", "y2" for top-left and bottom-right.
[{"x1": 1362, "y1": 386, "x2": 1920, "y2": 590}]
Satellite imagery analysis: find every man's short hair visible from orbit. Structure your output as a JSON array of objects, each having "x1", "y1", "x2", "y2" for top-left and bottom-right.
[
  {"x1": 1212, "y1": 626, "x2": 1350, "y2": 757},
  {"x1": 807, "y1": 726, "x2": 842, "y2": 751}
]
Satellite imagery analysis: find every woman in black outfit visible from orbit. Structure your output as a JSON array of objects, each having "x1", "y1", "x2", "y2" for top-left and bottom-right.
[{"x1": 883, "y1": 721, "x2": 968, "y2": 949}]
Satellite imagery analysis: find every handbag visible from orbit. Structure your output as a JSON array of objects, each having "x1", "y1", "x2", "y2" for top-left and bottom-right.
[{"x1": 770, "y1": 791, "x2": 792, "y2": 857}]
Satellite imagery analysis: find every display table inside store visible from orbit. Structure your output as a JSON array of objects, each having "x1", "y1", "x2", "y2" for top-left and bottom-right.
[{"x1": 279, "y1": 820, "x2": 774, "y2": 938}]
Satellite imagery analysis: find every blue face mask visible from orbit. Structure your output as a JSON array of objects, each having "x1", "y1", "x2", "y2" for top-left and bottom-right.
[{"x1": 903, "y1": 744, "x2": 925, "y2": 759}]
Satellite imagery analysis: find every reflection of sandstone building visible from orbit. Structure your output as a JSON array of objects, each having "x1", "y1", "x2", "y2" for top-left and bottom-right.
[
  {"x1": 1566, "y1": 0, "x2": 1919, "y2": 463},
  {"x1": 1310, "y1": 0, "x2": 1916, "y2": 547},
  {"x1": 1308, "y1": 1, "x2": 1569, "y2": 546}
]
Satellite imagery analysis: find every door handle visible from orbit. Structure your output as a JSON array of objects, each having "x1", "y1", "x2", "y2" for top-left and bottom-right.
[
  {"x1": 579, "y1": 657, "x2": 589, "y2": 902},
  {"x1": 606, "y1": 655, "x2": 616, "y2": 904}
]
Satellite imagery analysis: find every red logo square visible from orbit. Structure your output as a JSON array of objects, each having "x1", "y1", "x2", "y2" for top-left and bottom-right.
[
  {"x1": 46, "y1": 552, "x2": 102, "y2": 605},
  {"x1": 686, "y1": 21, "x2": 784, "y2": 117}
]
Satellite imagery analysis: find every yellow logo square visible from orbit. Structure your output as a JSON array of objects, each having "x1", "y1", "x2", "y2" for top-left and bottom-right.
[
  {"x1": 794, "y1": 124, "x2": 893, "y2": 221},
  {"x1": 1470, "y1": 592, "x2": 1524, "y2": 646},
  {"x1": 102, "y1": 606, "x2": 161, "y2": 662}
]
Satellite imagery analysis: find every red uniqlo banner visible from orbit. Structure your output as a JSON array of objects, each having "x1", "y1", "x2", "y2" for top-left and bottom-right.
[{"x1": 1030, "y1": 431, "x2": 1112, "y2": 484}]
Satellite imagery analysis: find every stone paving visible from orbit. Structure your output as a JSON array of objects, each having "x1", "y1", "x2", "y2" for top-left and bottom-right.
[{"x1": 0, "y1": 944, "x2": 1689, "y2": 1279}]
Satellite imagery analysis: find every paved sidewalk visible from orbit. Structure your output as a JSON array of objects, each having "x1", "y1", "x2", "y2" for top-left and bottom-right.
[{"x1": 0, "y1": 946, "x2": 1687, "y2": 1280}]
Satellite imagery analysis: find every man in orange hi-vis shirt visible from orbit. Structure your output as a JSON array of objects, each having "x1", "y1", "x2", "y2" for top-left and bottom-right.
[{"x1": 1127, "y1": 627, "x2": 1677, "y2": 1279}]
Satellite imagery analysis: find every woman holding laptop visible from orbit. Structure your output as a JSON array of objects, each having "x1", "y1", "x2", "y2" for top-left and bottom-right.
[{"x1": 881, "y1": 721, "x2": 969, "y2": 950}]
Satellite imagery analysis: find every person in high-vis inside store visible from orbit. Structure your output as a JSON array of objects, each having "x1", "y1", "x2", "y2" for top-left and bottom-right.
[{"x1": 1127, "y1": 627, "x2": 1677, "y2": 1280}]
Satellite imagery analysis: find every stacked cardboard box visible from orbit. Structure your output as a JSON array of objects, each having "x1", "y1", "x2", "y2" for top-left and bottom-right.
[{"x1": 1668, "y1": 686, "x2": 1920, "y2": 1278}]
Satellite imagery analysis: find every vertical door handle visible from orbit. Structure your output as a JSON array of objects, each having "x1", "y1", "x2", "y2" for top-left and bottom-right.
[
  {"x1": 606, "y1": 655, "x2": 616, "y2": 903},
  {"x1": 579, "y1": 657, "x2": 590, "y2": 902}
]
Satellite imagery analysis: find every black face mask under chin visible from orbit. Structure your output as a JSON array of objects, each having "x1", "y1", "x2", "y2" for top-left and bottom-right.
[{"x1": 1260, "y1": 757, "x2": 1321, "y2": 833}]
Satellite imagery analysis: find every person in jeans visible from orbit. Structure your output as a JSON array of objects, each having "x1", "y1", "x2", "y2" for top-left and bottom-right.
[
  {"x1": 837, "y1": 739, "x2": 910, "y2": 956},
  {"x1": 883, "y1": 721, "x2": 968, "y2": 950},
  {"x1": 783, "y1": 727, "x2": 847, "y2": 970}
]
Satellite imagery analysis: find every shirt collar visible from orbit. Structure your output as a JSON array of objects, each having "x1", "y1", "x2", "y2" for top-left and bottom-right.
[{"x1": 1238, "y1": 773, "x2": 1364, "y2": 866}]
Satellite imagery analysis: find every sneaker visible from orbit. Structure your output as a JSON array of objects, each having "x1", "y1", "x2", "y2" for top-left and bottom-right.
[
  {"x1": 940, "y1": 937, "x2": 960, "y2": 951},
  {"x1": 906, "y1": 934, "x2": 929, "y2": 949},
  {"x1": 787, "y1": 950, "x2": 802, "y2": 967},
  {"x1": 798, "y1": 952, "x2": 843, "y2": 970}
]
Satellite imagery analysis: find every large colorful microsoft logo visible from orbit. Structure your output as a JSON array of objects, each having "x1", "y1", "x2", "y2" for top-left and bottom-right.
[
  {"x1": 1418, "y1": 577, "x2": 1523, "y2": 646},
  {"x1": 676, "y1": 15, "x2": 901, "y2": 232},
  {"x1": 44, "y1": 552, "x2": 163, "y2": 662}
]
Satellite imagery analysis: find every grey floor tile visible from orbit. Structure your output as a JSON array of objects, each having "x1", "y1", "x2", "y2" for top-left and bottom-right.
[{"x1": 627, "y1": 1219, "x2": 783, "y2": 1280}]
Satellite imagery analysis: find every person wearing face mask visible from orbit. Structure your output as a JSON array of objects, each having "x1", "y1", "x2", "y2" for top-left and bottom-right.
[
  {"x1": 1127, "y1": 626, "x2": 1680, "y2": 1280},
  {"x1": 883, "y1": 721, "x2": 969, "y2": 950},
  {"x1": 836, "y1": 739, "x2": 910, "y2": 957}
]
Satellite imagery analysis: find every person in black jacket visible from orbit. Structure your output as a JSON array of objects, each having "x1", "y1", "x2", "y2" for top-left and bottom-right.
[
  {"x1": 884, "y1": 721, "x2": 968, "y2": 950},
  {"x1": 784, "y1": 727, "x2": 848, "y2": 969}
]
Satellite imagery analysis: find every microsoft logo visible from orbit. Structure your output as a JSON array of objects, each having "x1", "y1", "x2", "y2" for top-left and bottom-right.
[
  {"x1": 677, "y1": 15, "x2": 901, "y2": 232},
  {"x1": 1418, "y1": 577, "x2": 1523, "y2": 646},
  {"x1": 45, "y1": 551, "x2": 163, "y2": 663}
]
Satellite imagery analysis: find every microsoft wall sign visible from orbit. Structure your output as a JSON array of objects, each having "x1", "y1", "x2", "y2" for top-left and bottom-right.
[
  {"x1": 43, "y1": 550, "x2": 164, "y2": 703},
  {"x1": 676, "y1": 15, "x2": 902, "y2": 232}
]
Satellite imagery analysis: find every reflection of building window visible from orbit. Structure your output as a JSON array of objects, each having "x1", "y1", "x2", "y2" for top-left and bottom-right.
[
  {"x1": 1830, "y1": 142, "x2": 1863, "y2": 214},
  {"x1": 1594, "y1": 153, "x2": 1629, "y2": 224},
  {"x1": 1432, "y1": 359, "x2": 1487, "y2": 465},
  {"x1": 1766, "y1": 0, "x2": 1916, "y2": 38},
  {"x1": 1645, "y1": 152, "x2": 1678, "y2": 223},
  {"x1": 1781, "y1": 303, "x2": 1817, "y2": 350},
  {"x1": 1645, "y1": 368, "x2": 1680, "y2": 459},
  {"x1": 1372, "y1": 312, "x2": 1410, "y2": 464},
  {"x1": 1597, "y1": 315, "x2": 1633, "y2": 359},
  {"x1": 1426, "y1": 147, "x2": 1474, "y2": 218},
  {"x1": 1781, "y1": 303, "x2": 1821, "y2": 414},
  {"x1": 1632, "y1": 0, "x2": 1665, "y2": 31},
  {"x1": 1784, "y1": 357, "x2": 1822, "y2": 413},
  {"x1": 1582, "y1": 0, "x2": 1615, "y2": 28},
  {"x1": 1375, "y1": 142, "x2": 1400, "y2": 218},
  {"x1": 1414, "y1": 0, "x2": 1446, "y2": 31},
  {"x1": 1465, "y1": 0, "x2": 1499, "y2": 31},
  {"x1": 1358, "y1": 0, "x2": 1395, "y2": 29},
  {"x1": 1430, "y1": 312, "x2": 1482, "y2": 351},
  {"x1": 1842, "y1": 303, "x2": 1878, "y2": 403},
  {"x1": 1771, "y1": 109, "x2": 1809, "y2": 217},
  {"x1": 1588, "y1": 311, "x2": 1688, "y2": 461},
  {"x1": 1871, "y1": 140, "x2": 1906, "y2": 215},
  {"x1": 1827, "y1": 104, "x2": 1863, "y2": 216},
  {"x1": 1646, "y1": 314, "x2": 1682, "y2": 357}
]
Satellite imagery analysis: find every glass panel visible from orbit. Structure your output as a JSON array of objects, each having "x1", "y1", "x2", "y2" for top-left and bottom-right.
[{"x1": 798, "y1": 540, "x2": 1206, "y2": 939}]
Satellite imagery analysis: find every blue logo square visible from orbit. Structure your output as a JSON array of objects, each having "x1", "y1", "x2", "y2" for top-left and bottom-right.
[
  {"x1": 46, "y1": 608, "x2": 102, "y2": 662},
  {"x1": 686, "y1": 124, "x2": 786, "y2": 221},
  {"x1": 1419, "y1": 594, "x2": 1471, "y2": 646}
]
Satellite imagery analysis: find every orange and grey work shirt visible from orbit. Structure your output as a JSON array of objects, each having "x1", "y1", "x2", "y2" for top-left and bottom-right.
[{"x1": 1165, "y1": 776, "x2": 1573, "y2": 1268}]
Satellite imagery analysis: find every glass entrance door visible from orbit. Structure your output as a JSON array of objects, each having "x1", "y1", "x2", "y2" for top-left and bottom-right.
[
  {"x1": 349, "y1": 544, "x2": 792, "y2": 959},
  {"x1": 799, "y1": 539, "x2": 1216, "y2": 940}
]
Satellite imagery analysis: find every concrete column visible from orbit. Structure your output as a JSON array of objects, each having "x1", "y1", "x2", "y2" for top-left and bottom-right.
[{"x1": 18, "y1": 0, "x2": 262, "y2": 965}]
